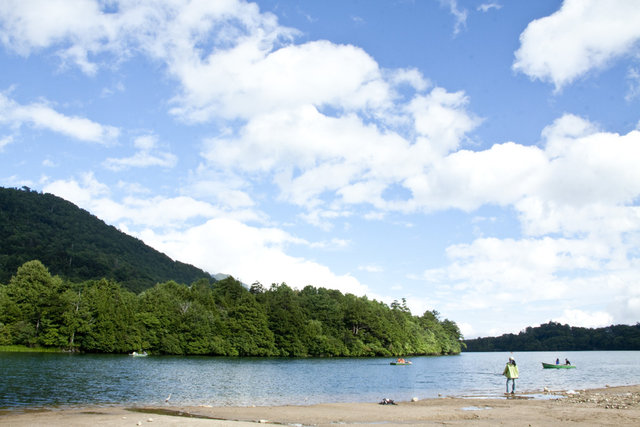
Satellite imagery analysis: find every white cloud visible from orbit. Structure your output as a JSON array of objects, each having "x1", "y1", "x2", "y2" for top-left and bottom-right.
[
  {"x1": 43, "y1": 174, "x2": 374, "y2": 297},
  {"x1": 514, "y1": 116, "x2": 640, "y2": 237},
  {"x1": 422, "y1": 235, "x2": 640, "y2": 336},
  {"x1": 513, "y1": 0, "x2": 640, "y2": 90},
  {"x1": 41, "y1": 172, "x2": 379, "y2": 301},
  {"x1": 0, "y1": 134, "x2": 13, "y2": 150},
  {"x1": 139, "y1": 217, "x2": 372, "y2": 295},
  {"x1": 169, "y1": 40, "x2": 389, "y2": 122},
  {"x1": 406, "y1": 141, "x2": 546, "y2": 212},
  {"x1": 0, "y1": 0, "x2": 293, "y2": 79},
  {"x1": 0, "y1": 93, "x2": 119, "y2": 143},
  {"x1": 103, "y1": 134, "x2": 177, "y2": 171},
  {"x1": 406, "y1": 88, "x2": 481, "y2": 156},
  {"x1": 0, "y1": 1, "x2": 406, "y2": 125},
  {"x1": 386, "y1": 68, "x2": 430, "y2": 92},
  {"x1": 201, "y1": 83, "x2": 481, "y2": 215},
  {"x1": 44, "y1": 173, "x2": 219, "y2": 228},
  {"x1": 358, "y1": 264, "x2": 383, "y2": 273},
  {"x1": 44, "y1": 172, "x2": 111, "y2": 206},
  {"x1": 439, "y1": 0, "x2": 468, "y2": 35},
  {"x1": 116, "y1": 181, "x2": 150, "y2": 195},
  {"x1": 416, "y1": 113, "x2": 640, "y2": 336},
  {"x1": 626, "y1": 67, "x2": 640, "y2": 101},
  {"x1": 0, "y1": 0, "x2": 126, "y2": 75},
  {"x1": 394, "y1": 113, "x2": 640, "y2": 232},
  {"x1": 477, "y1": 3, "x2": 501, "y2": 13},
  {"x1": 541, "y1": 113, "x2": 600, "y2": 145},
  {"x1": 309, "y1": 238, "x2": 350, "y2": 250},
  {"x1": 554, "y1": 309, "x2": 614, "y2": 328}
]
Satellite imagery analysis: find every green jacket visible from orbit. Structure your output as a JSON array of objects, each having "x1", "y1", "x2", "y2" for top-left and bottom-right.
[{"x1": 503, "y1": 363, "x2": 519, "y2": 379}]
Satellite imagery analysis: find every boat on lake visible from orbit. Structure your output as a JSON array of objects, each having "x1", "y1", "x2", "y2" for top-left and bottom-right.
[
  {"x1": 130, "y1": 351, "x2": 148, "y2": 357},
  {"x1": 542, "y1": 362, "x2": 575, "y2": 369},
  {"x1": 390, "y1": 358, "x2": 412, "y2": 365}
]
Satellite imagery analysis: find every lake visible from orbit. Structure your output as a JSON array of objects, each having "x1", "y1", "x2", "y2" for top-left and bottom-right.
[{"x1": 1, "y1": 351, "x2": 639, "y2": 410}]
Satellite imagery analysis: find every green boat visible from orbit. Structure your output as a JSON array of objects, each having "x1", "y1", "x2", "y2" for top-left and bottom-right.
[{"x1": 542, "y1": 362, "x2": 575, "y2": 369}]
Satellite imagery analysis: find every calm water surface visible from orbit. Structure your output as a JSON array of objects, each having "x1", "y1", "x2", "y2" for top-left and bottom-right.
[{"x1": 1, "y1": 351, "x2": 639, "y2": 409}]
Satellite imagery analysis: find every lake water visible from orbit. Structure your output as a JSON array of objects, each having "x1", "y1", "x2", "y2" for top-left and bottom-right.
[{"x1": 1, "y1": 351, "x2": 639, "y2": 410}]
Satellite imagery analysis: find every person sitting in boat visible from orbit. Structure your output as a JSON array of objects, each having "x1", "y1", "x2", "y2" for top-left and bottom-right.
[
  {"x1": 397, "y1": 358, "x2": 405, "y2": 363},
  {"x1": 556, "y1": 358, "x2": 560, "y2": 365},
  {"x1": 565, "y1": 358, "x2": 571, "y2": 365}
]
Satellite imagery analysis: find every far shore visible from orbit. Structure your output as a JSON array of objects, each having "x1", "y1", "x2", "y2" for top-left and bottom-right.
[{"x1": 1, "y1": 384, "x2": 639, "y2": 426}]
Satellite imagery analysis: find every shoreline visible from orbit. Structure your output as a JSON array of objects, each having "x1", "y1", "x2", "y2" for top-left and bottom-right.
[{"x1": 1, "y1": 385, "x2": 639, "y2": 426}]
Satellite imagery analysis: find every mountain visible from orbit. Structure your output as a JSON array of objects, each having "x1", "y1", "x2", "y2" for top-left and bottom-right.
[{"x1": 0, "y1": 187, "x2": 212, "y2": 292}]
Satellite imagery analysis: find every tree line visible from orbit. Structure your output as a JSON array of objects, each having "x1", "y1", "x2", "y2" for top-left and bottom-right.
[
  {"x1": 464, "y1": 321, "x2": 640, "y2": 351},
  {"x1": 0, "y1": 260, "x2": 463, "y2": 357}
]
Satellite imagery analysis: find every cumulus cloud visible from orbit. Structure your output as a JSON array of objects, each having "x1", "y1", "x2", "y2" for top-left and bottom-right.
[
  {"x1": 554, "y1": 309, "x2": 614, "y2": 328},
  {"x1": 1, "y1": 1, "x2": 482, "y2": 217},
  {"x1": 0, "y1": 92, "x2": 119, "y2": 143},
  {"x1": 0, "y1": 0, "x2": 101, "y2": 66},
  {"x1": 138, "y1": 218, "x2": 372, "y2": 295},
  {"x1": 42, "y1": 174, "x2": 375, "y2": 299},
  {"x1": 422, "y1": 235, "x2": 639, "y2": 337},
  {"x1": 513, "y1": 0, "x2": 640, "y2": 90},
  {"x1": 186, "y1": 175, "x2": 256, "y2": 210},
  {"x1": 0, "y1": 0, "x2": 293, "y2": 78},
  {"x1": 44, "y1": 173, "x2": 232, "y2": 229},
  {"x1": 103, "y1": 134, "x2": 177, "y2": 171},
  {"x1": 418, "y1": 115, "x2": 640, "y2": 336},
  {"x1": 169, "y1": 40, "x2": 391, "y2": 122},
  {"x1": 201, "y1": 85, "x2": 480, "y2": 214},
  {"x1": 407, "y1": 88, "x2": 481, "y2": 156},
  {"x1": 516, "y1": 116, "x2": 640, "y2": 238}
]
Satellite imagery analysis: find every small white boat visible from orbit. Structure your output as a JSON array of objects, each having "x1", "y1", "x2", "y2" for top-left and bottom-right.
[{"x1": 130, "y1": 351, "x2": 148, "y2": 357}]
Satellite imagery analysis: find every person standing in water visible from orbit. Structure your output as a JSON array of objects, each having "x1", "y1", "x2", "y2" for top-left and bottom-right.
[{"x1": 503, "y1": 356, "x2": 519, "y2": 394}]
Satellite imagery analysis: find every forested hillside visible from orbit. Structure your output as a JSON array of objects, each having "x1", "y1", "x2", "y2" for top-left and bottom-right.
[
  {"x1": 0, "y1": 187, "x2": 211, "y2": 292},
  {"x1": 0, "y1": 260, "x2": 463, "y2": 356},
  {"x1": 464, "y1": 321, "x2": 640, "y2": 351}
]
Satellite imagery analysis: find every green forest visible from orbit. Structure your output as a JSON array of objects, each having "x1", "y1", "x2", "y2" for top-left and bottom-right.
[
  {"x1": 0, "y1": 260, "x2": 463, "y2": 356},
  {"x1": 0, "y1": 187, "x2": 211, "y2": 292},
  {"x1": 464, "y1": 321, "x2": 640, "y2": 351}
]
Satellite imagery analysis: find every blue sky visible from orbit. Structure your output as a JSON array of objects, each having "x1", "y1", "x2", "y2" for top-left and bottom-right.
[{"x1": 1, "y1": 0, "x2": 640, "y2": 338}]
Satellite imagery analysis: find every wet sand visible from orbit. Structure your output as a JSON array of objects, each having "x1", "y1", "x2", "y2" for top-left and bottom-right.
[{"x1": 1, "y1": 384, "x2": 639, "y2": 426}]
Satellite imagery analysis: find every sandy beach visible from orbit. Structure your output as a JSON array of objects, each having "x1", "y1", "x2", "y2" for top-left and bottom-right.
[{"x1": 1, "y1": 385, "x2": 639, "y2": 426}]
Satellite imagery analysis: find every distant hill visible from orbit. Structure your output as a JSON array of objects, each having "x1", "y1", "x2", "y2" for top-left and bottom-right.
[
  {"x1": 0, "y1": 187, "x2": 212, "y2": 292},
  {"x1": 463, "y1": 321, "x2": 640, "y2": 351}
]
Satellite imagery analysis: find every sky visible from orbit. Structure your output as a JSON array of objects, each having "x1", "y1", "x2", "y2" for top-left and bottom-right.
[{"x1": 1, "y1": 0, "x2": 640, "y2": 338}]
